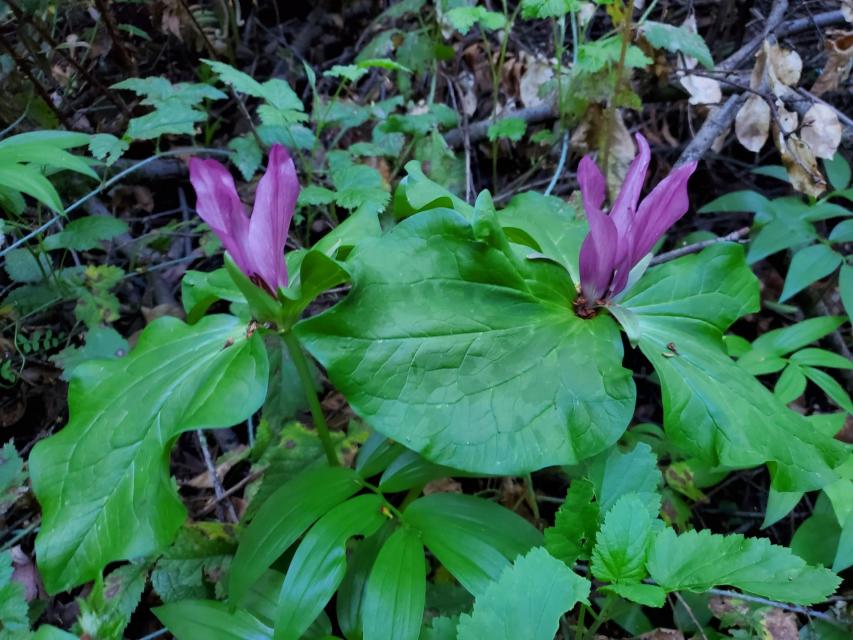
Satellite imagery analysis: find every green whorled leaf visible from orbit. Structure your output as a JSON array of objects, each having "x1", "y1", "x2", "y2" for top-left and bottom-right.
[
  {"x1": 378, "y1": 449, "x2": 475, "y2": 493},
  {"x1": 276, "y1": 495, "x2": 386, "y2": 640},
  {"x1": 641, "y1": 21, "x2": 714, "y2": 69},
  {"x1": 362, "y1": 527, "x2": 426, "y2": 640},
  {"x1": 829, "y1": 219, "x2": 853, "y2": 243},
  {"x1": 30, "y1": 315, "x2": 268, "y2": 594},
  {"x1": 297, "y1": 208, "x2": 635, "y2": 475},
  {"x1": 43, "y1": 216, "x2": 129, "y2": 252},
  {"x1": 773, "y1": 363, "x2": 807, "y2": 403},
  {"x1": 779, "y1": 244, "x2": 842, "y2": 302},
  {"x1": 456, "y1": 547, "x2": 590, "y2": 640},
  {"x1": 498, "y1": 191, "x2": 586, "y2": 283},
  {"x1": 356, "y1": 433, "x2": 406, "y2": 479},
  {"x1": 841, "y1": 264, "x2": 853, "y2": 319},
  {"x1": 229, "y1": 465, "x2": 362, "y2": 605},
  {"x1": 801, "y1": 366, "x2": 853, "y2": 413},
  {"x1": 747, "y1": 218, "x2": 817, "y2": 264},
  {"x1": 587, "y1": 443, "x2": 661, "y2": 516},
  {"x1": 591, "y1": 494, "x2": 660, "y2": 584},
  {"x1": 155, "y1": 599, "x2": 272, "y2": 640},
  {"x1": 0, "y1": 163, "x2": 63, "y2": 212},
  {"x1": 404, "y1": 493, "x2": 542, "y2": 597},
  {"x1": 698, "y1": 190, "x2": 772, "y2": 214},
  {"x1": 825, "y1": 154, "x2": 851, "y2": 191},
  {"x1": 791, "y1": 348, "x2": 853, "y2": 370},
  {"x1": 620, "y1": 245, "x2": 847, "y2": 492},
  {"x1": 337, "y1": 526, "x2": 393, "y2": 640},
  {"x1": 647, "y1": 528, "x2": 841, "y2": 605},
  {"x1": 739, "y1": 316, "x2": 847, "y2": 371},
  {"x1": 762, "y1": 488, "x2": 804, "y2": 529},
  {"x1": 544, "y1": 479, "x2": 599, "y2": 566}
]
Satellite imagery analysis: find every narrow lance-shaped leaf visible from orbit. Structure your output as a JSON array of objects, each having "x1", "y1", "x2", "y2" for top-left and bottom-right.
[{"x1": 30, "y1": 315, "x2": 268, "y2": 594}]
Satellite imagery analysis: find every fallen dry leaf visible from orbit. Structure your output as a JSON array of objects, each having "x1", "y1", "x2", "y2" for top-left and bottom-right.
[
  {"x1": 751, "y1": 41, "x2": 802, "y2": 98},
  {"x1": 843, "y1": 0, "x2": 853, "y2": 23},
  {"x1": 801, "y1": 103, "x2": 843, "y2": 159},
  {"x1": 811, "y1": 30, "x2": 853, "y2": 96},
  {"x1": 678, "y1": 14, "x2": 722, "y2": 105},
  {"x1": 775, "y1": 100, "x2": 798, "y2": 135},
  {"x1": 735, "y1": 94, "x2": 771, "y2": 151},
  {"x1": 775, "y1": 129, "x2": 827, "y2": 197},
  {"x1": 640, "y1": 629, "x2": 685, "y2": 640},
  {"x1": 519, "y1": 52, "x2": 554, "y2": 109},
  {"x1": 761, "y1": 609, "x2": 799, "y2": 640}
]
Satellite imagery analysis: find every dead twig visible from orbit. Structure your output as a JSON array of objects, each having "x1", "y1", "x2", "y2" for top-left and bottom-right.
[
  {"x1": 650, "y1": 227, "x2": 751, "y2": 265},
  {"x1": 195, "y1": 430, "x2": 238, "y2": 523},
  {"x1": 706, "y1": 588, "x2": 850, "y2": 628}
]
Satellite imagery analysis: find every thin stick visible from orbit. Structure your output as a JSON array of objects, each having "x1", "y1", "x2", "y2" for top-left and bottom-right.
[
  {"x1": 706, "y1": 588, "x2": 848, "y2": 627},
  {"x1": 675, "y1": 592, "x2": 710, "y2": 640},
  {"x1": 650, "y1": 227, "x2": 751, "y2": 265},
  {"x1": 282, "y1": 331, "x2": 338, "y2": 466},
  {"x1": 545, "y1": 131, "x2": 570, "y2": 196},
  {"x1": 196, "y1": 430, "x2": 238, "y2": 523}
]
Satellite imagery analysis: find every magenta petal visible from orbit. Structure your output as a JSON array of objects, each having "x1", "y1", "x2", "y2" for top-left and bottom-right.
[
  {"x1": 577, "y1": 155, "x2": 607, "y2": 217},
  {"x1": 188, "y1": 157, "x2": 253, "y2": 276},
  {"x1": 609, "y1": 133, "x2": 650, "y2": 234},
  {"x1": 630, "y1": 161, "x2": 698, "y2": 264},
  {"x1": 247, "y1": 145, "x2": 299, "y2": 291},
  {"x1": 579, "y1": 208, "x2": 619, "y2": 302}
]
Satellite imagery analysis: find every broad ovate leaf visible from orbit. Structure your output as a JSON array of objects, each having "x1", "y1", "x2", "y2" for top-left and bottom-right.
[
  {"x1": 801, "y1": 103, "x2": 843, "y2": 160},
  {"x1": 620, "y1": 245, "x2": 847, "y2": 492},
  {"x1": 30, "y1": 315, "x2": 268, "y2": 594},
  {"x1": 647, "y1": 528, "x2": 841, "y2": 605},
  {"x1": 456, "y1": 547, "x2": 590, "y2": 640},
  {"x1": 297, "y1": 208, "x2": 635, "y2": 475}
]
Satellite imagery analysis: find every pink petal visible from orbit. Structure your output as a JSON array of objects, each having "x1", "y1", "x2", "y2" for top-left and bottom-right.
[
  {"x1": 609, "y1": 133, "x2": 650, "y2": 234},
  {"x1": 189, "y1": 157, "x2": 253, "y2": 276},
  {"x1": 629, "y1": 161, "x2": 698, "y2": 264},
  {"x1": 577, "y1": 155, "x2": 607, "y2": 217},
  {"x1": 578, "y1": 155, "x2": 619, "y2": 301},
  {"x1": 247, "y1": 145, "x2": 299, "y2": 291}
]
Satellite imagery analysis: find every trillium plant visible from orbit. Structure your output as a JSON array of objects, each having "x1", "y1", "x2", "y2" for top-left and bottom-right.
[{"x1": 29, "y1": 137, "x2": 849, "y2": 640}]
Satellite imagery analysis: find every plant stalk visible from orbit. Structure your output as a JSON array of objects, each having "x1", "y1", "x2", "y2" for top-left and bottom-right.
[{"x1": 282, "y1": 330, "x2": 339, "y2": 466}]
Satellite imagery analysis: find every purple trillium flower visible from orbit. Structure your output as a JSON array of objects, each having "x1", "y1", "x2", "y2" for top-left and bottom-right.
[
  {"x1": 189, "y1": 144, "x2": 299, "y2": 295},
  {"x1": 577, "y1": 133, "x2": 697, "y2": 306}
]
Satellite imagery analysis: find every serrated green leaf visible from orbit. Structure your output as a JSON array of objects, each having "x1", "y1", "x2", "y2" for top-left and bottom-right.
[
  {"x1": 3, "y1": 248, "x2": 51, "y2": 282},
  {"x1": 88, "y1": 134, "x2": 128, "y2": 166},
  {"x1": 445, "y1": 6, "x2": 507, "y2": 35},
  {"x1": 780, "y1": 244, "x2": 842, "y2": 302},
  {"x1": 544, "y1": 479, "x2": 599, "y2": 566},
  {"x1": 229, "y1": 465, "x2": 362, "y2": 606},
  {"x1": 456, "y1": 547, "x2": 590, "y2": 640},
  {"x1": 44, "y1": 216, "x2": 128, "y2": 251},
  {"x1": 621, "y1": 245, "x2": 847, "y2": 492},
  {"x1": 297, "y1": 209, "x2": 635, "y2": 475},
  {"x1": 647, "y1": 528, "x2": 841, "y2": 605},
  {"x1": 228, "y1": 135, "x2": 262, "y2": 180},
  {"x1": 486, "y1": 117, "x2": 527, "y2": 142},
  {"x1": 587, "y1": 443, "x2": 661, "y2": 516},
  {"x1": 362, "y1": 527, "x2": 425, "y2": 640},
  {"x1": 276, "y1": 495, "x2": 386, "y2": 640},
  {"x1": 0, "y1": 550, "x2": 29, "y2": 637},
  {"x1": 576, "y1": 37, "x2": 652, "y2": 74},
  {"x1": 404, "y1": 493, "x2": 542, "y2": 597},
  {"x1": 30, "y1": 315, "x2": 268, "y2": 594},
  {"x1": 76, "y1": 563, "x2": 148, "y2": 639},
  {"x1": 520, "y1": 0, "x2": 580, "y2": 19},
  {"x1": 642, "y1": 21, "x2": 714, "y2": 69},
  {"x1": 155, "y1": 599, "x2": 272, "y2": 640},
  {"x1": 591, "y1": 494, "x2": 659, "y2": 584},
  {"x1": 325, "y1": 65, "x2": 369, "y2": 83},
  {"x1": 125, "y1": 102, "x2": 206, "y2": 140}
]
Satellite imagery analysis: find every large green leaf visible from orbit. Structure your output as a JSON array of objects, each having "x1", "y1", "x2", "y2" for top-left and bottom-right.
[
  {"x1": 647, "y1": 528, "x2": 841, "y2": 605},
  {"x1": 229, "y1": 465, "x2": 363, "y2": 605},
  {"x1": 155, "y1": 599, "x2": 272, "y2": 640},
  {"x1": 362, "y1": 527, "x2": 425, "y2": 640},
  {"x1": 404, "y1": 493, "x2": 542, "y2": 597},
  {"x1": 455, "y1": 547, "x2": 590, "y2": 640},
  {"x1": 620, "y1": 245, "x2": 847, "y2": 492},
  {"x1": 276, "y1": 495, "x2": 386, "y2": 640},
  {"x1": 779, "y1": 244, "x2": 842, "y2": 302},
  {"x1": 298, "y1": 208, "x2": 635, "y2": 475},
  {"x1": 30, "y1": 315, "x2": 268, "y2": 594}
]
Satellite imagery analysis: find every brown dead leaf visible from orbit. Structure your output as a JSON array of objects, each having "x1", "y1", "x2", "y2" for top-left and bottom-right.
[
  {"x1": 519, "y1": 52, "x2": 554, "y2": 108},
  {"x1": 801, "y1": 103, "x2": 843, "y2": 160},
  {"x1": 142, "y1": 302, "x2": 185, "y2": 324},
  {"x1": 571, "y1": 107, "x2": 635, "y2": 201},
  {"x1": 751, "y1": 41, "x2": 802, "y2": 98},
  {"x1": 10, "y1": 545, "x2": 41, "y2": 602},
  {"x1": 843, "y1": 0, "x2": 853, "y2": 23},
  {"x1": 709, "y1": 595, "x2": 751, "y2": 619},
  {"x1": 812, "y1": 30, "x2": 853, "y2": 96},
  {"x1": 423, "y1": 477, "x2": 463, "y2": 495},
  {"x1": 761, "y1": 609, "x2": 799, "y2": 640},
  {"x1": 735, "y1": 95, "x2": 771, "y2": 152},
  {"x1": 775, "y1": 100, "x2": 798, "y2": 135},
  {"x1": 775, "y1": 129, "x2": 827, "y2": 197}
]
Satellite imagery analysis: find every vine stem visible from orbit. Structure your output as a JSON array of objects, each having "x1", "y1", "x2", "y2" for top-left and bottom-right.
[{"x1": 281, "y1": 330, "x2": 339, "y2": 467}]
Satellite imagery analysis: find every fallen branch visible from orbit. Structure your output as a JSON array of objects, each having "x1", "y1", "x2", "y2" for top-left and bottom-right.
[
  {"x1": 650, "y1": 227, "x2": 751, "y2": 265},
  {"x1": 706, "y1": 588, "x2": 849, "y2": 628},
  {"x1": 443, "y1": 103, "x2": 556, "y2": 148}
]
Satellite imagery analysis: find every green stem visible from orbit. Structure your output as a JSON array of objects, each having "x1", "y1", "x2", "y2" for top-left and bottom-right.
[
  {"x1": 282, "y1": 330, "x2": 338, "y2": 466},
  {"x1": 574, "y1": 604, "x2": 587, "y2": 640},
  {"x1": 583, "y1": 594, "x2": 615, "y2": 640},
  {"x1": 601, "y1": 0, "x2": 635, "y2": 180}
]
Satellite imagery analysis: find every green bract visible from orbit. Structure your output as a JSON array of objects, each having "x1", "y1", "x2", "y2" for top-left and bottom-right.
[{"x1": 30, "y1": 315, "x2": 268, "y2": 594}]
